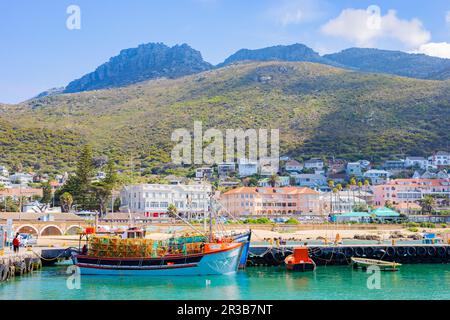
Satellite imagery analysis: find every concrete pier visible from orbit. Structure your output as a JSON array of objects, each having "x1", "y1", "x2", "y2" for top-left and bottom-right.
[{"x1": 0, "y1": 249, "x2": 42, "y2": 282}]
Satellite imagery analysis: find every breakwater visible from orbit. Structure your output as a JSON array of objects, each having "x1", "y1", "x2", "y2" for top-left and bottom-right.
[{"x1": 248, "y1": 244, "x2": 450, "y2": 266}]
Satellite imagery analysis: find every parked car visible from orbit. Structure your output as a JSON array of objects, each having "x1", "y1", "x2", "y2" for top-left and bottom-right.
[{"x1": 19, "y1": 233, "x2": 37, "y2": 247}]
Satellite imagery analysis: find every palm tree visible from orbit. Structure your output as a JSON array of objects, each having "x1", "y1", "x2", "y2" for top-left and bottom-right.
[
  {"x1": 60, "y1": 192, "x2": 73, "y2": 213},
  {"x1": 269, "y1": 174, "x2": 279, "y2": 188},
  {"x1": 419, "y1": 195, "x2": 436, "y2": 215}
]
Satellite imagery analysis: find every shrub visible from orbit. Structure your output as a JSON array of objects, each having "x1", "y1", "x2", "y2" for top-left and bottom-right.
[
  {"x1": 285, "y1": 218, "x2": 299, "y2": 225},
  {"x1": 407, "y1": 227, "x2": 419, "y2": 232}
]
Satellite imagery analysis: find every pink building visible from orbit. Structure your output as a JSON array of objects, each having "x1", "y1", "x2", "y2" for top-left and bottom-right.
[
  {"x1": 372, "y1": 179, "x2": 450, "y2": 207},
  {"x1": 220, "y1": 187, "x2": 322, "y2": 216}
]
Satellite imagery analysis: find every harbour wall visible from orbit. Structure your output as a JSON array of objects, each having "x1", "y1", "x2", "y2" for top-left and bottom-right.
[{"x1": 248, "y1": 244, "x2": 450, "y2": 266}]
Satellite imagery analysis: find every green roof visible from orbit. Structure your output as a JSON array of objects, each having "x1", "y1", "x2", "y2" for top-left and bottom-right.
[
  {"x1": 372, "y1": 207, "x2": 400, "y2": 217},
  {"x1": 335, "y1": 212, "x2": 371, "y2": 218}
]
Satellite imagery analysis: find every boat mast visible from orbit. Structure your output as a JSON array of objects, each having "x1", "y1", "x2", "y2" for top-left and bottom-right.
[{"x1": 208, "y1": 194, "x2": 213, "y2": 243}]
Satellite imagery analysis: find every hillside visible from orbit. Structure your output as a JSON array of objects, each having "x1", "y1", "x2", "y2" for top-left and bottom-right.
[
  {"x1": 1, "y1": 61, "x2": 449, "y2": 174},
  {"x1": 64, "y1": 43, "x2": 213, "y2": 93},
  {"x1": 324, "y1": 48, "x2": 450, "y2": 80}
]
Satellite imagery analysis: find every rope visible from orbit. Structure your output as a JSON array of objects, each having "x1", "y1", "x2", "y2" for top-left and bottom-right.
[{"x1": 31, "y1": 248, "x2": 70, "y2": 262}]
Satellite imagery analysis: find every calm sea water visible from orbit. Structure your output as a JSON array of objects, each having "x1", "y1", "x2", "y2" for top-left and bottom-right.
[{"x1": 1, "y1": 264, "x2": 449, "y2": 300}]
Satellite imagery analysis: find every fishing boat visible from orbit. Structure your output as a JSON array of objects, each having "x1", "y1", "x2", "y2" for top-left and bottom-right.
[
  {"x1": 351, "y1": 257, "x2": 402, "y2": 271},
  {"x1": 73, "y1": 232, "x2": 244, "y2": 276},
  {"x1": 284, "y1": 247, "x2": 316, "y2": 272}
]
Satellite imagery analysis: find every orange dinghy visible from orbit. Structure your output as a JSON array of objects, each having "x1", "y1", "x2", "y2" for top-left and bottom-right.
[{"x1": 285, "y1": 247, "x2": 316, "y2": 272}]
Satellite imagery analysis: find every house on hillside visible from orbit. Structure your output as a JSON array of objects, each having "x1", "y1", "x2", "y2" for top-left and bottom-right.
[
  {"x1": 290, "y1": 174, "x2": 327, "y2": 188},
  {"x1": 405, "y1": 156, "x2": 428, "y2": 169},
  {"x1": 363, "y1": 169, "x2": 391, "y2": 185},
  {"x1": 238, "y1": 159, "x2": 258, "y2": 177},
  {"x1": 346, "y1": 162, "x2": 363, "y2": 177},
  {"x1": 217, "y1": 163, "x2": 235, "y2": 177},
  {"x1": 285, "y1": 160, "x2": 303, "y2": 173},
  {"x1": 304, "y1": 158, "x2": 324, "y2": 171}
]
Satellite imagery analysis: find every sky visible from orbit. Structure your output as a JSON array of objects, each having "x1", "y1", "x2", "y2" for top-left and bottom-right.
[{"x1": 0, "y1": 0, "x2": 449, "y2": 104}]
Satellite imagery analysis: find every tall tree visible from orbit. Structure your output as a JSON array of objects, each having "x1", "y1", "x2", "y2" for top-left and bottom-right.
[
  {"x1": 59, "y1": 145, "x2": 95, "y2": 210},
  {"x1": 91, "y1": 159, "x2": 118, "y2": 217},
  {"x1": 41, "y1": 182, "x2": 53, "y2": 204}
]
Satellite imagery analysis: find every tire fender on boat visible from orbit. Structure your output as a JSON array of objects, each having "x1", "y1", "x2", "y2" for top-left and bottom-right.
[
  {"x1": 344, "y1": 247, "x2": 354, "y2": 257},
  {"x1": 407, "y1": 247, "x2": 417, "y2": 256},
  {"x1": 417, "y1": 246, "x2": 427, "y2": 257},
  {"x1": 363, "y1": 247, "x2": 374, "y2": 257},
  {"x1": 436, "y1": 247, "x2": 446, "y2": 257},
  {"x1": 386, "y1": 247, "x2": 396, "y2": 257},
  {"x1": 396, "y1": 247, "x2": 407, "y2": 257},
  {"x1": 427, "y1": 246, "x2": 437, "y2": 257},
  {"x1": 354, "y1": 247, "x2": 364, "y2": 257}
]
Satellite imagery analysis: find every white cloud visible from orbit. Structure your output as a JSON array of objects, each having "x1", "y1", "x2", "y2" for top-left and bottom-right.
[
  {"x1": 414, "y1": 42, "x2": 450, "y2": 59},
  {"x1": 320, "y1": 8, "x2": 430, "y2": 49},
  {"x1": 446, "y1": 11, "x2": 450, "y2": 24}
]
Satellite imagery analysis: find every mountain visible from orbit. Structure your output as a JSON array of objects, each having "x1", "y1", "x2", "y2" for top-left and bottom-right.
[
  {"x1": 428, "y1": 66, "x2": 450, "y2": 80},
  {"x1": 1, "y1": 61, "x2": 449, "y2": 174},
  {"x1": 219, "y1": 43, "x2": 337, "y2": 67},
  {"x1": 33, "y1": 87, "x2": 65, "y2": 99},
  {"x1": 64, "y1": 43, "x2": 213, "y2": 93},
  {"x1": 324, "y1": 48, "x2": 450, "y2": 80},
  {"x1": 34, "y1": 43, "x2": 450, "y2": 99}
]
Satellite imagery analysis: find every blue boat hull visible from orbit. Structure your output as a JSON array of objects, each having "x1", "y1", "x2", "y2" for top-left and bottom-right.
[{"x1": 233, "y1": 231, "x2": 251, "y2": 269}]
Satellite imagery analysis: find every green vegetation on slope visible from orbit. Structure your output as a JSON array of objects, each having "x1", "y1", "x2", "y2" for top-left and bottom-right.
[{"x1": 0, "y1": 61, "x2": 449, "y2": 174}]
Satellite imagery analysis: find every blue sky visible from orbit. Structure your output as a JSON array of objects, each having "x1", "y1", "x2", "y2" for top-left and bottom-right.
[{"x1": 1, "y1": 0, "x2": 449, "y2": 103}]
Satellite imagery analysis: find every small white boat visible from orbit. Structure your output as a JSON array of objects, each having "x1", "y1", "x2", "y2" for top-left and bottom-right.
[{"x1": 351, "y1": 257, "x2": 401, "y2": 271}]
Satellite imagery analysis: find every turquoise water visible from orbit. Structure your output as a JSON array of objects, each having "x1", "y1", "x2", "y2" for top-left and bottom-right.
[{"x1": 1, "y1": 265, "x2": 449, "y2": 300}]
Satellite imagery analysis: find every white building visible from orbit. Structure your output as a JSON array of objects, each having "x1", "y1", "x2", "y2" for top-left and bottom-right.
[
  {"x1": 195, "y1": 167, "x2": 213, "y2": 179},
  {"x1": 217, "y1": 163, "x2": 235, "y2": 177},
  {"x1": 120, "y1": 183, "x2": 212, "y2": 216},
  {"x1": 285, "y1": 160, "x2": 303, "y2": 173},
  {"x1": 363, "y1": 169, "x2": 392, "y2": 185},
  {"x1": 429, "y1": 151, "x2": 450, "y2": 167},
  {"x1": 238, "y1": 159, "x2": 258, "y2": 177},
  {"x1": 0, "y1": 166, "x2": 9, "y2": 177},
  {"x1": 405, "y1": 157, "x2": 428, "y2": 169},
  {"x1": 346, "y1": 162, "x2": 363, "y2": 177},
  {"x1": 9, "y1": 173, "x2": 33, "y2": 185},
  {"x1": 290, "y1": 174, "x2": 327, "y2": 188},
  {"x1": 304, "y1": 158, "x2": 324, "y2": 171},
  {"x1": 0, "y1": 175, "x2": 11, "y2": 187},
  {"x1": 320, "y1": 192, "x2": 367, "y2": 214}
]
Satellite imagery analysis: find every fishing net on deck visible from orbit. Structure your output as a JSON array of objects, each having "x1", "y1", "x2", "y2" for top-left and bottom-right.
[{"x1": 87, "y1": 235, "x2": 206, "y2": 258}]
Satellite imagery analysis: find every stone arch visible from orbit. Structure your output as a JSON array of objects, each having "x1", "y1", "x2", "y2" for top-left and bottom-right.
[
  {"x1": 40, "y1": 225, "x2": 64, "y2": 236},
  {"x1": 15, "y1": 225, "x2": 39, "y2": 236},
  {"x1": 65, "y1": 225, "x2": 83, "y2": 235}
]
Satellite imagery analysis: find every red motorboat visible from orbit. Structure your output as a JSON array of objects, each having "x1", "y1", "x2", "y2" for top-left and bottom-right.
[{"x1": 285, "y1": 247, "x2": 316, "y2": 272}]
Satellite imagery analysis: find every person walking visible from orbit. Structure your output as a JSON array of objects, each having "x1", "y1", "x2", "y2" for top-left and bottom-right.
[{"x1": 12, "y1": 233, "x2": 20, "y2": 254}]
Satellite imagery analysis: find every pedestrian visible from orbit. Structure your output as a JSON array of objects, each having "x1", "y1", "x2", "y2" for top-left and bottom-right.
[{"x1": 12, "y1": 232, "x2": 20, "y2": 253}]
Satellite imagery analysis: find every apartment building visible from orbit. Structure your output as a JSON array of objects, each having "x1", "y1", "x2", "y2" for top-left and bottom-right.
[
  {"x1": 120, "y1": 183, "x2": 212, "y2": 216},
  {"x1": 220, "y1": 186, "x2": 322, "y2": 216},
  {"x1": 372, "y1": 178, "x2": 450, "y2": 207}
]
